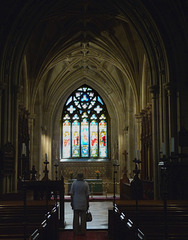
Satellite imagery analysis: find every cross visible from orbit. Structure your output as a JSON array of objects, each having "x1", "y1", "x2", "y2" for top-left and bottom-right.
[
  {"x1": 42, "y1": 159, "x2": 49, "y2": 181},
  {"x1": 133, "y1": 158, "x2": 141, "y2": 175},
  {"x1": 30, "y1": 165, "x2": 37, "y2": 181},
  {"x1": 54, "y1": 162, "x2": 59, "y2": 181}
]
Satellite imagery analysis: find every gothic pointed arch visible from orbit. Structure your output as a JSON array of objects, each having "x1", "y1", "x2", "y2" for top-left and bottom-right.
[{"x1": 61, "y1": 85, "x2": 110, "y2": 161}]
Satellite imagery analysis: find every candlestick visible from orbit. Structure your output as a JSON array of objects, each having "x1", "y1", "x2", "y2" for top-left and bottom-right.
[
  {"x1": 162, "y1": 142, "x2": 166, "y2": 156},
  {"x1": 171, "y1": 137, "x2": 174, "y2": 153},
  {"x1": 22, "y1": 143, "x2": 26, "y2": 156},
  {"x1": 137, "y1": 150, "x2": 140, "y2": 160}
]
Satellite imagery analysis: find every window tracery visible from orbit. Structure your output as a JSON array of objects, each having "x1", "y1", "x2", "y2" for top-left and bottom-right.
[{"x1": 61, "y1": 85, "x2": 109, "y2": 160}]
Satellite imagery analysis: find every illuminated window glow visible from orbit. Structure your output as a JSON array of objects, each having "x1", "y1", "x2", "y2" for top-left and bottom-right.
[{"x1": 62, "y1": 85, "x2": 108, "y2": 159}]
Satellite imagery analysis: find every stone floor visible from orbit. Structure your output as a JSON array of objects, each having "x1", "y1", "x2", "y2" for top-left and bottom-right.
[{"x1": 64, "y1": 197, "x2": 114, "y2": 230}]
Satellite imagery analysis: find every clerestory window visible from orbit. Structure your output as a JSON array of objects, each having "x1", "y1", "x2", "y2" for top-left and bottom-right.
[{"x1": 61, "y1": 85, "x2": 109, "y2": 160}]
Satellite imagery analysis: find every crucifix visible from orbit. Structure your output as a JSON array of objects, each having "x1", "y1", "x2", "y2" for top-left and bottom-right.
[{"x1": 42, "y1": 154, "x2": 49, "y2": 181}]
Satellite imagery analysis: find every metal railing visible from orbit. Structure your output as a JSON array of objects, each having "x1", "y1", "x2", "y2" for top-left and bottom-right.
[{"x1": 64, "y1": 181, "x2": 120, "y2": 198}]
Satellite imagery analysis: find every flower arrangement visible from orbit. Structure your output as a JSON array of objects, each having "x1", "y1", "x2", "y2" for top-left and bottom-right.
[
  {"x1": 69, "y1": 171, "x2": 73, "y2": 179},
  {"x1": 95, "y1": 170, "x2": 100, "y2": 179}
]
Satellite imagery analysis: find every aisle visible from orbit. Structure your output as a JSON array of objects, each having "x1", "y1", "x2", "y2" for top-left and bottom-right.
[
  {"x1": 64, "y1": 201, "x2": 113, "y2": 230},
  {"x1": 59, "y1": 230, "x2": 109, "y2": 240}
]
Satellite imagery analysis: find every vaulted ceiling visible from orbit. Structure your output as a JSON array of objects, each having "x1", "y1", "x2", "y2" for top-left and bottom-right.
[{"x1": 20, "y1": 0, "x2": 150, "y2": 116}]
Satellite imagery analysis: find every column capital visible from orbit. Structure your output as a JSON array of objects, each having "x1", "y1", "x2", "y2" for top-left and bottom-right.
[
  {"x1": 164, "y1": 82, "x2": 174, "y2": 95},
  {"x1": 149, "y1": 85, "x2": 159, "y2": 95},
  {"x1": 28, "y1": 113, "x2": 36, "y2": 120},
  {"x1": 135, "y1": 113, "x2": 142, "y2": 119}
]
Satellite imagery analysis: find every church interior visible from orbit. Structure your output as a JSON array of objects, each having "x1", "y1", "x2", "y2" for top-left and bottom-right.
[{"x1": 0, "y1": 0, "x2": 187, "y2": 239}]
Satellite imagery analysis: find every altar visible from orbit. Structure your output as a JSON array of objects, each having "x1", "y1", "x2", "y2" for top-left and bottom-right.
[{"x1": 68, "y1": 179, "x2": 103, "y2": 195}]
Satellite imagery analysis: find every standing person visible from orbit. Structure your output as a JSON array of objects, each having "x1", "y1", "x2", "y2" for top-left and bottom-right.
[{"x1": 70, "y1": 173, "x2": 90, "y2": 235}]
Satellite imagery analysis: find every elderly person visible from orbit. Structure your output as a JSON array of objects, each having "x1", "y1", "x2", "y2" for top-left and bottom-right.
[{"x1": 70, "y1": 173, "x2": 90, "y2": 235}]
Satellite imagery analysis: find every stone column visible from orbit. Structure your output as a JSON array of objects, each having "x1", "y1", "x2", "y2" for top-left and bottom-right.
[
  {"x1": 0, "y1": 86, "x2": 4, "y2": 146},
  {"x1": 13, "y1": 85, "x2": 21, "y2": 191},
  {"x1": 162, "y1": 83, "x2": 169, "y2": 157},
  {"x1": 127, "y1": 87, "x2": 135, "y2": 179},
  {"x1": 165, "y1": 83, "x2": 176, "y2": 153},
  {"x1": 135, "y1": 113, "x2": 142, "y2": 153},
  {"x1": 149, "y1": 85, "x2": 160, "y2": 199},
  {"x1": 28, "y1": 114, "x2": 36, "y2": 169},
  {"x1": 135, "y1": 113, "x2": 142, "y2": 175},
  {"x1": 0, "y1": 85, "x2": 6, "y2": 193}
]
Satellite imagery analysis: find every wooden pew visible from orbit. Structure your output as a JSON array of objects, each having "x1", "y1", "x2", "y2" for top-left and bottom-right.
[
  {"x1": 0, "y1": 200, "x2": 58, "y2": 240},
  {"x1": 108, "y1": 204, "x2": 145, "y2": 240},
  {"x1": 30, "y1": 206, "x2": 58, "y2": 240},
  {"x1": 113, "y1": 200, "x2": 188, "y2": 240},
  {"x1": 30, "y1": 207, "x2": 58, "y2": 240}
]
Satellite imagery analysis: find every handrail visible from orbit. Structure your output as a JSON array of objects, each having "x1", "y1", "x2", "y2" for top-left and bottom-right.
[{"x1": 65, "y1": 180, "x2": 120, "y2": 197}]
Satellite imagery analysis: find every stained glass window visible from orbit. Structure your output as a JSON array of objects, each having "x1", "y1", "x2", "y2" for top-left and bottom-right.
[
  {"x1": 72, "y1": 120, "x2": 80, "y2": 157},
  {"x1": 81, "y1": 119, "x2": 89, "y2": 157},
  {"x1": 63, "y1": 120, "x2": 71, "y2": 158},
  {"x1": 61, "y1": 85, "x2": 109, "y2": 160},
  {"x1": 90, "y1": 120, "x2": 98, "y2": 157}
]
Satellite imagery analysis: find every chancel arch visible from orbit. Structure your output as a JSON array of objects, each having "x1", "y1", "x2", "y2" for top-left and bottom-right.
[{"x1": 2, "y1": 0, "x2": 185, "y2": 201}]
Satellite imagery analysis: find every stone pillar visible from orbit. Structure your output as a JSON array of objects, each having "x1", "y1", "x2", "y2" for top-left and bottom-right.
[
  {"x1": 28, "y1": 114, "x2": 36, "y2": 169},
  {"x1": 162, "y1": 84, "x2": 169, "y2": 156},
  {"x1": 165, "y1": 83, "x2": 176, "y2": 153},
  {"x1": 0, "y1": 82, "x2": 8, "y2": 144},
  {"x1": 135, "y1": 113, "x2": 142, "y2": 154},
  {"x1": 135, "y1": 113, "x2": 142, "y2": 176},
  {"x1": 14, "y1": 85, "x2": 21, "y2": 190},
  {"x1": 127, "y1": 87, "x2": 135, "y2": 179},
  {"x1": 0, "y1": 85, "x2": 5, "y2": 193},
  {"x1": 0, "y1": 86, "x2": 4, "y2": 146},
  {"x1": 149, "y1": 85, "x2": 160, "y2": 199}
]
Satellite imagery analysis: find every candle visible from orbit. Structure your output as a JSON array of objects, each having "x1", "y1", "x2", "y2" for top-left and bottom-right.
[
  {"x1": 135, "y1": 149, "x2": 137, "y2": 159},
  {"x1": 171, "y1": 137, "x2": 174, "y2": 153},
  {"x1": 162, "y1": 142, "x2": 166, "y2": 156},
  {"x1": 137, "y1": 150, "x2": 140, "y2": 160},
  {"x1": 45, "y1": 153, "x2": 47, "y2": 162},
  {"x1": 22, "y1": 143, "x2": 26, "y2": 156}
]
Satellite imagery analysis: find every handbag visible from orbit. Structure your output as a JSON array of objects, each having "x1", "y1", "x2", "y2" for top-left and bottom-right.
[{"x1": 86, "y1": 210, "x2": 92, "y2": 222}]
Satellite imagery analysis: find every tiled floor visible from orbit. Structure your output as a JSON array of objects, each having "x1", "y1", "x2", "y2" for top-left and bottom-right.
[{"x1": 64, "y1": 199, "x2": 114, "y2": 230}]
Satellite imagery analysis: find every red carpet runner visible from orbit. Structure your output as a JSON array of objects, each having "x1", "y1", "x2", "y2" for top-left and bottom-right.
[{"x1": 59, "y1": 230, "x2": 108, "y2": 240}]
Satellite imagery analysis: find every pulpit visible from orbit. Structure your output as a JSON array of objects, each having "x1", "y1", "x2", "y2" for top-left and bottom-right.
[{"x1": 20, "y1": 178, "x2": 65, "y2": 227}]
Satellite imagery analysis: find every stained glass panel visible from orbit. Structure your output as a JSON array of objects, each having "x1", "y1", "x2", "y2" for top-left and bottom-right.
[
  {"x1": 66, "y1": 96, "x2": 72, "y2": 106},
  {"x1": 81, "y1": 119, "x2": 89, "y2": 157},
  {"x1": 90, "y1": 120, "x2": 98, "y2": 157},
  {"x1": 72, "y1": 120, "x2": 80, "y2": 157},
  {"x1": 63, "y1": 120, "x2": 71, "y2": 158},
  {"x1": 99, "y1": 120, "x2": 107, "y2": 157},
  {"x1": 62, "y1": 85, "x2": 109, "y2": 160}
]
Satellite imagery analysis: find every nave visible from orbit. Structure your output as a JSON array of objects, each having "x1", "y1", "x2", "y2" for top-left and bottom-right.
[
  {"x1": 64, "y1": 200, "x2": 113, "y2": 230},
  {"x1": 58, "y1": 200, "x2": 113, "y2": 240},
  {"x1": 58, "y1": 230, "x2": 109, "y2": 240}
]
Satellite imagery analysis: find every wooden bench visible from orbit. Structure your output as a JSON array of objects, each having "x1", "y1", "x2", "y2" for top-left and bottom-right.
[
  {"x1": 30, "y1": 206, "x2": 58, "y2": 240},
  {"x1": 108, "y1": 204, "x2": 145, "y2": 240},
  {"x1": 110, "y1": 200, "x2": 188, "y2": 240},
  {"x1": 0, "y1": 201, "x2": 58, "y2": 240}
]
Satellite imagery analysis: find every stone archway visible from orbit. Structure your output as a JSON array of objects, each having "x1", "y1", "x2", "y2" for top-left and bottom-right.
[{"x1": 0, "y1": 1, "x2": 169, "y2": 197}]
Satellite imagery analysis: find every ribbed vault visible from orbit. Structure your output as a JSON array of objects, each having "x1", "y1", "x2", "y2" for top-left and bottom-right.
[
  {"x1": 23, "y1": 0, "x2": 150, "y2": 117},
  {"x1": 1, "y1": 0, "x2": 168, "y2": 179}
]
